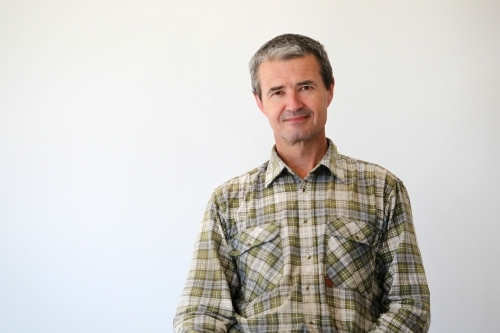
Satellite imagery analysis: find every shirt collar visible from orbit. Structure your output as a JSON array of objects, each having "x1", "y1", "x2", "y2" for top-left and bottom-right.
[{"x1": 264, "y1": 138, "x2": 346, "y2": 187}]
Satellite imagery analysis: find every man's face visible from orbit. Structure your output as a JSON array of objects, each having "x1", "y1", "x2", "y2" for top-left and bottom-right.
[{"x1": 254, "y1": 54, "x2": 334, "y2": 146}]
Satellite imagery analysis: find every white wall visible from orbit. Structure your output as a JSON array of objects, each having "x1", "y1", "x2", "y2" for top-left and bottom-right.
[{"x1": 1, "y1": 1, "x2": 499, "y2": 332}]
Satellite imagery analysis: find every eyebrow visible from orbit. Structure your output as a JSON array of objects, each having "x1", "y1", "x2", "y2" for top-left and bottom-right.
[
  {"x1": 297, "y1": 80, "x2": 317, "y2": 87},
  {"x1": 268, "y1": 85, "x2": 284, "y2": 93}
]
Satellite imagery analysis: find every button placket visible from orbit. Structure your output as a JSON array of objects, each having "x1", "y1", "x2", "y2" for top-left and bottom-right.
[{"x1": 297, "y1": 178, "x2": 321, "y2": 330}]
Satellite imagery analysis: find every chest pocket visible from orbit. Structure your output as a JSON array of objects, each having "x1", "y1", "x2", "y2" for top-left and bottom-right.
[
  {"x1": 229, "y1": 222, "x2": 283, "y2": 303},
  {"x1": 325, "y1": 218, "x2": 377, "y2": 295}
]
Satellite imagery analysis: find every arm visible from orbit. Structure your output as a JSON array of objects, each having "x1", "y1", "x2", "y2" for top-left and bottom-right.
[
  {"x1": 369, "y1": 179, "x2": 431, "y2": 333},
  {"x1": 173, "y1": 193, "x2": 239, "y2": 333}
]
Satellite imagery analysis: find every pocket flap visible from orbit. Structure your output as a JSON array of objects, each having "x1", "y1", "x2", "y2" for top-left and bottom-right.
[
  {"x1": 229, "y1": 223, "x2": 280, "y2": 256},
  {"x1": 328, "y1": 218, "x2": 375, "y2": 246}
]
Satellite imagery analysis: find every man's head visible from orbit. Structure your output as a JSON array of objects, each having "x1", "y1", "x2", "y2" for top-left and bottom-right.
[
  {"x1": 249, "y1": 34, "x2": 334, "y2": 100},
  {"x1": 250, "y1": 34, "x2": 335, "y2": 148}
]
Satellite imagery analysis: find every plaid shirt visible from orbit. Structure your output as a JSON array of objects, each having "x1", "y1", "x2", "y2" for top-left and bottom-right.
[{"x1": 174, "y1": 139, "x2": 430, "y2": 333}]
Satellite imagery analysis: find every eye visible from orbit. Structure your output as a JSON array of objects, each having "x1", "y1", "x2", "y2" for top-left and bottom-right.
[
  {"x1": 271, "y1": 90, "x2": 284, "y2": 97},
  {"x1": 300, "y1": 85, "x2": 313, "y2": 91}
]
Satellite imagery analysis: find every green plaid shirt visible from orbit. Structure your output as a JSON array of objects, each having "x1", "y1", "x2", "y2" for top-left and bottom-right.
[{"x1": 174, "y1": 139, "x2": 430, "y2": 333}]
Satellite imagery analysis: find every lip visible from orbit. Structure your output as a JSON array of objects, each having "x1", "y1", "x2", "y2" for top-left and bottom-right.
[{"x1": 284, "y1": 115, "x2": 309, "y2": 123}]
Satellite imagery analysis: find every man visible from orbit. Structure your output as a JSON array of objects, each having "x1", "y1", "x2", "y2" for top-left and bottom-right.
[{"x1": 174, "y1": 34, "x2": 430, "y2": 333}]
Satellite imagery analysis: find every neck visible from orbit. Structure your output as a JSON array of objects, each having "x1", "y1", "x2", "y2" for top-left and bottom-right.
[{"x1": 275, "y1": 136, "x2": 328, "y2": 179}]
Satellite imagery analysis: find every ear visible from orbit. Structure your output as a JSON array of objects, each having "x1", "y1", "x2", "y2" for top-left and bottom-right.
[
  {"x1": 327, "y1": 81, "x2": 334, "y2": 106},
  {"x1": 253, "y1": 93, "x2": 265, "y2": 113}
]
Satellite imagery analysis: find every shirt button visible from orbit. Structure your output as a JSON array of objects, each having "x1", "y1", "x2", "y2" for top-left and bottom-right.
[
  {"x1": 306, "y1": 286, "x2": 310, "y2": 291},
  {"x1": 307, "y1": 255, "x2": 311, "y2": 260},
  {"x1": 303, "y1": 220, "x2": 308, "y2": 224},
  {"x1": 309, "y1": 321, "x2": 314, "y2": 325},
  {"x1": 355, "y1": 233, "x2": 362, "y2": 241},
  {"x1": 302, "y1": 188, "x2": 306, "y2": 192}
]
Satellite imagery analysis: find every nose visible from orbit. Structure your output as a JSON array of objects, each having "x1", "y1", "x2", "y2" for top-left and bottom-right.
[{"x1": 285, "y1": 91, "x2": 304, "y2": 111}]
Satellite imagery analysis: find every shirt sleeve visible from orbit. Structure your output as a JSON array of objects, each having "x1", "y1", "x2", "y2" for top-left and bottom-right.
[
  {"x1": 369, "y1": 179, "x2": 431, "y2": 333},
  {"x1": 173, "y1": 193, "x2": 238, "y2": 333}
]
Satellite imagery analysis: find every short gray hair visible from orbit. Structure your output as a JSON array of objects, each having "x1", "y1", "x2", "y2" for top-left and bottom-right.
[{"x1": 249, "y1": 34, "x2": 334, "y2": 99}]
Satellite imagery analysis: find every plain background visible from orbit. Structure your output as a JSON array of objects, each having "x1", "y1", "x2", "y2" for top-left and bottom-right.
[{"x1": 1, "y1": 1, "x2": 499, "y2": 332}]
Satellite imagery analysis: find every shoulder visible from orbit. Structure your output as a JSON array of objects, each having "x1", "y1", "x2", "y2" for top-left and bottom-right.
[
  {"x1": 338, "y1": 153, "x2": 412, "y2": 224},
  {"x1": 210, "y1": 161, "x2": 269, "y2": 212},
  {"x1": 338, "y1": 153, "x2": 403, "y2": 193},
  {"x1": 339, "y1": 153, "x2": 393, "y2": 176}
]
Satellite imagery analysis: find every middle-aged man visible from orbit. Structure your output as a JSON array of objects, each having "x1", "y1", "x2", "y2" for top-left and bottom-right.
[{"x1": 174, "y1": 34, "x2": 430, "y2": 333}]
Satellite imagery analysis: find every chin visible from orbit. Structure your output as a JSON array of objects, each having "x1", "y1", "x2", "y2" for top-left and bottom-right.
[
  {"x1": 283, "y1": 133, "x2": 313, "y2": 144},
  {"x1": 282, "y1": 128, "x2": 325, "y2": 144}
]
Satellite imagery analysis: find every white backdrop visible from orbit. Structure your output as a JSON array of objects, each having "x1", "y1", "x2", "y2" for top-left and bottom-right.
[{"x1": 1, "y1": 1, "x2": 499, "y2": 332}]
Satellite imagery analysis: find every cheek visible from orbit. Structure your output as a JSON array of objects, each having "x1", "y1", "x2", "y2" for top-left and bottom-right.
[
  {"x1": 266, "y1": 105, "x2": 283, "y2": 121},
  {"x1": 262, "y1": 108, "x2": 280, "y2": 126}
]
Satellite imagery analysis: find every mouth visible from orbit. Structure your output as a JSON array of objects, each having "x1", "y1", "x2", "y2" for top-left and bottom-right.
[
  {"x1": 281, "y1": 110, "x2": 312, "y2": 124},
  {"x1": 284, "y1": 115, "x2": 309, "y2": 123}
]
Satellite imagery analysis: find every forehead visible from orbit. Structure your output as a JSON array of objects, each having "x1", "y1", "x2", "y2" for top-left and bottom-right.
[{"x1": 258, "y1": 54, "x2": 322, "y2": 89}]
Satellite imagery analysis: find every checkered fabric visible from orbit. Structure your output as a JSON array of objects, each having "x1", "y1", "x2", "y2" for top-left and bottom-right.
[{"x1": 174, "y1": 139, "x2": 430, "y2": 333}]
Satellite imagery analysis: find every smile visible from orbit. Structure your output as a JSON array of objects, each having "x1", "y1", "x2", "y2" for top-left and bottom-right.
[{"x1": 284, "y1": 115, "x2": 309, "y2": 123}]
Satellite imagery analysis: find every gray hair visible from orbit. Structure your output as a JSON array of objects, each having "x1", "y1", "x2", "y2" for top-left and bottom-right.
[{"x1": 249, "y1": 34, "x2": 334, "y2": 99}]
